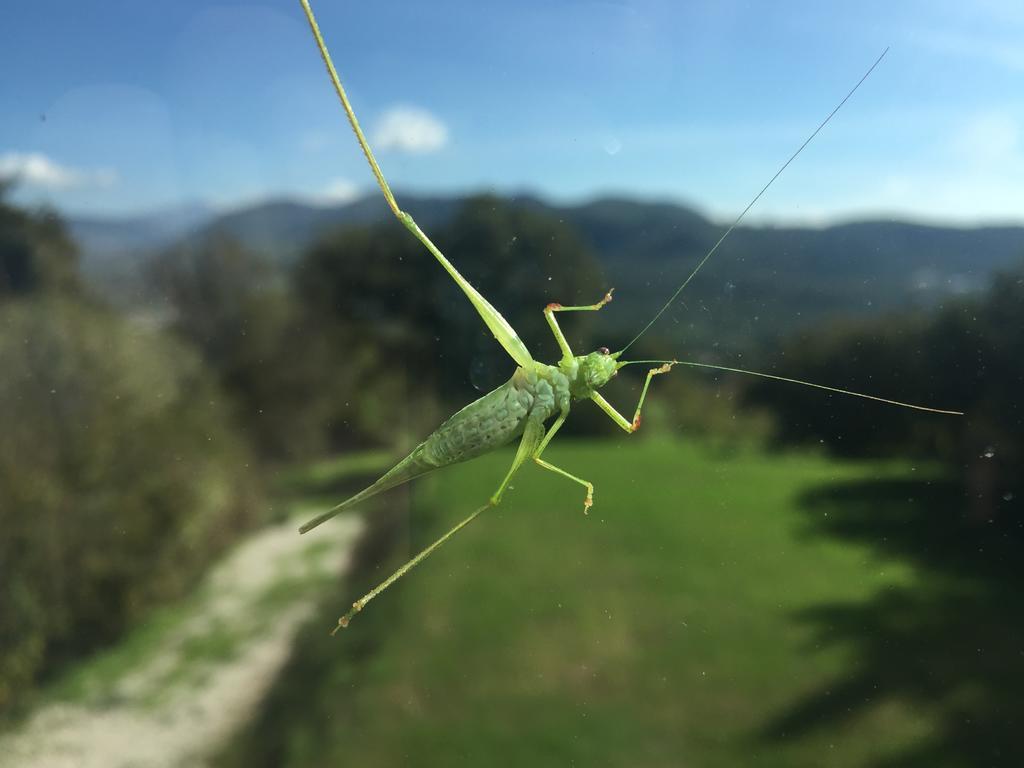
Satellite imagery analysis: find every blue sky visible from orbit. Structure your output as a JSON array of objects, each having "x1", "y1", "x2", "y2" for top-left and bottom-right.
[{"x1": 2, "y1": 0, "x2": 1022, "y2": 224}]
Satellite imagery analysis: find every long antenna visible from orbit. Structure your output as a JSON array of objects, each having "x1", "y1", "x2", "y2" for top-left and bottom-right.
[
  {"x1": 621, "y1": 359, "x2": 963, "y2": 415},
  {"x1": 619, "y1": 48, "x2": 889, "y2": 354}
]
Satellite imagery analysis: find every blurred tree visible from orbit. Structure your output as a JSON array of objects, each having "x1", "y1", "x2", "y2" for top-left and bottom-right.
[
  {"x1": 745, "y1": 263, "x2": 1024, "y2": 522},
  {"x1": 442, "y1": 195, "x2": 606, "y2": 367},
  {"x1": 293, "y1": 195, "x2": 608, "y2": 446},
  {"x1": 0, "y1": 298, "x2": 259, "y2": 714},
  {"x1": 0, "y1": 180, "x2": 79, "y2": 298},
  {"x1": 152, "y1": 235, "x2": 338, "y2": 458},
  {"x1": 296, "y1": 220, "x2": 444, "y2": 448},
  {"x1": 0, "y1": 190, "x2": 263, "y2": 715},
  {"x1": 152, "y1": 234, "x2": 282, "y2": 365}
]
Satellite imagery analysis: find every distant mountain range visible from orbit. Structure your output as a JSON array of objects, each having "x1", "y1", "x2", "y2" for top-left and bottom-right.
[
  {"x1": 70, "y1": 201, "x2": 213, "y2": 263},
  {"x1": 69, "y1": 194, "x2": 1024, "y2": 352},
  {"x1": 69, "y1": 202, "x2": 215, "y2": 307}
]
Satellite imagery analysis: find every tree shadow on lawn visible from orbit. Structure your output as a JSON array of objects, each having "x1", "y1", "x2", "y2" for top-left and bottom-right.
[{"x1": 760, "y1": 476, "x2": 1023, "y2": 768}]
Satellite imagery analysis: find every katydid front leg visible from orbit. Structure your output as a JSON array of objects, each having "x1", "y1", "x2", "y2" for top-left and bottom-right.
[{"x1": 591, "y1": 362, "x2": 675, "y2": 433}]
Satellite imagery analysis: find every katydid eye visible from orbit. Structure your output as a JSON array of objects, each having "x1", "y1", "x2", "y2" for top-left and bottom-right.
[{"x1": 598, "y1": 347, "x2": 609, "y2": 355}]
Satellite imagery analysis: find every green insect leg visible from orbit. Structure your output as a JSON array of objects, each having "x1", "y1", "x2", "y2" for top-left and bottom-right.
[
  {"x1": 332, "y1": 417, "x2": 545, "y2": 632},
  {"x1": 299, "y1": 0, "x2": 534, "y2": 370},
  {"x1": 590, "y1": 361, "x2": 674, "y2": 433},
  {"x1": 530, "y1": 411, "x2": 595, "y2": 513},
  {"x1": 543, "y1": 290, "x2": 614, "y2": 362}
]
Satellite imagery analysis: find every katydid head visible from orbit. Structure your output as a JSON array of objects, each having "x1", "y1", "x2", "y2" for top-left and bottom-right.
[{"x1": 573, "y1": 347, "x2": 620, "y2": 394}]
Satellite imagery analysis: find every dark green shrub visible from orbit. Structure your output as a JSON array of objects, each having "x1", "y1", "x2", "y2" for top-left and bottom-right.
[{"x1": 0, "y1": 298, "x2": 260, "y2": 714}]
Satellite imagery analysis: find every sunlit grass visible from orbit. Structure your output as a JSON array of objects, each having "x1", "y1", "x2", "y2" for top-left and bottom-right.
[{"x1": 223, "y1": 438, "x2": 940, "y2": 768}]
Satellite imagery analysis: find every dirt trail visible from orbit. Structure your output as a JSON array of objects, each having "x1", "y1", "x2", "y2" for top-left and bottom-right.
[{"x1": 0, "y1": 514, "x2": 361, "y2": 768}]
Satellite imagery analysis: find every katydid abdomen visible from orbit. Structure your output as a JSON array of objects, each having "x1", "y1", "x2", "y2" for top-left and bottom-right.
[{"x1": 299, "y1": 365, "x2": 562, "y2": 534}]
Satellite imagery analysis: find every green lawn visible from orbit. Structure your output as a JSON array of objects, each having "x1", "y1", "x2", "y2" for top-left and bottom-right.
[{"x1": 221, "y1": 438, "x2": 946, "y2": 768}]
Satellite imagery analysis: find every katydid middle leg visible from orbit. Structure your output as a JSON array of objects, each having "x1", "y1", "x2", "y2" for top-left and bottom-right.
[
  {"x1": 530, "y1": 410, "x2": 596, "y2": 513},
  {"x1": 544, "y1": 290, "x2": 614, "y2": 361}
]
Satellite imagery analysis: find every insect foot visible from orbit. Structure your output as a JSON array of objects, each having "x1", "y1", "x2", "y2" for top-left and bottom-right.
[{"x1": 331, "y1": 601, "x2": 363, "y2": 635}]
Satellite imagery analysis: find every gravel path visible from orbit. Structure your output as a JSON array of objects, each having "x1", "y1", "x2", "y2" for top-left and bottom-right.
[{"x1": 0, "y1": 514, "x2": 361, "y2": 768}]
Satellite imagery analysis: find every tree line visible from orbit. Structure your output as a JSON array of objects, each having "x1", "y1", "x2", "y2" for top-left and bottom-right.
[
  {"x1": 4, "y1": 177, "x2": 1018, "y2": 716},
  {"x1": 744, "y1": 266, "x2": 1024, "y2": 524}
]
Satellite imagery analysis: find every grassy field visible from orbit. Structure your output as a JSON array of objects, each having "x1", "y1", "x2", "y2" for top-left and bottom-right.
[{"x1": 220, "y1": 437, "x2": 1013, "y2": 768}]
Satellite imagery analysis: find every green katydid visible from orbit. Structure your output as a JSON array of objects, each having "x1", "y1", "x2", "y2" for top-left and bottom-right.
[{"x1": 297, "y1": 0, "x2": 962, "y2": 632}]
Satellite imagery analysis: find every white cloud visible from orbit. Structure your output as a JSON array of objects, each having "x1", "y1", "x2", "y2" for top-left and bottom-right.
[
  {"x1": 317, "y1": 177, "x2": 360, "y2": 205},
  {"x1": 757, "y1": 110, "x2": 1024, "y2": 224},
  {"x1": 373, "y1": 106, "x2": 448, "y2": 154},
  {"x1": 951, "y1": 112, "x2": 1021, "y2": 165},
  {"x1": 0, "y1": 151, "x2": 117, "y2": 189},
  {"x1": 207, "y1": 178, "x2": 363, "y2": 213},
  {"x1": 299, "y1": 129, "x2": 334, "y2": 153}
]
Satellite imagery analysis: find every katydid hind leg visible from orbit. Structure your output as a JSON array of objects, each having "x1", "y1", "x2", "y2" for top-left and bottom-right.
[
  {"x1": 298, "y1": 444, "x2": 439, "y2": 534},
  {"x1": 332, "y1": 416, "x2": 545, "y2": 631},
  {"x1": 298, "y1": 0, "x2": 533, "y2": 370},
  {"x1": 332, "y1": 501, "x2": 491, "y2": 633}
]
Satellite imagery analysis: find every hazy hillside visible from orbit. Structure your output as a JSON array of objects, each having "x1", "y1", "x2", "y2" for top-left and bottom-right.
[
  {"x1": 69, "y1": 203, "x2": 214, "y2": 307},
  {"x1": 69, "y1": 194, "x2": 1024, "y2": 353}
]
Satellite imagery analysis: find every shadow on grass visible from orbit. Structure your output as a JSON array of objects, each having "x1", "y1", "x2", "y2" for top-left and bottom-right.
[{"x1": 761, "y1": 476, "x2": 1023, "y2": 767}]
